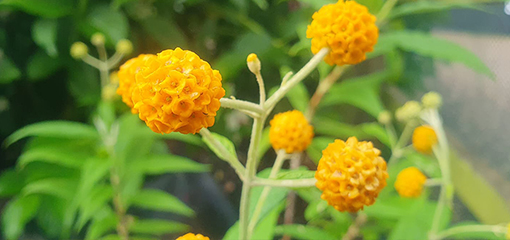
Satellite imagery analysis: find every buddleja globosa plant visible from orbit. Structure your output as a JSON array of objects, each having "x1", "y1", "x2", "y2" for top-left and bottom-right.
[{"x1": 115, "y1": 0, "x2": 510, "y2": 240}]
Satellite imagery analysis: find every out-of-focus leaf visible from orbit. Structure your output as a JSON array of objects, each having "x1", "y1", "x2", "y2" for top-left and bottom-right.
[
  {"x1": 313, "y1": 118, "x2": 390, "y2": 147},
  {"x1": 21, "y1": 162, "x2": 80, "y2": 184},
  {"x1": 121, "y1": 171, "x2": 143, "y2": 207},
  {"x1": 139, "y1": 16, "x2": 187, "y2": 49},
  {"x1": 202, "y1": 132, "x2": 237, "y2": 162},
  {"x1": 112, "y1": 0, "x2": 137, "y2": 8},
  {"x1": 252, "y1": 0, "x2": 268, "y2": 9},
  {"x1": 355, "y1": 0, "x2": 384, "y2": 14},
  {"x1": 276, "y1": 169, "x2": 315, "y2": 180},
  {"x1": 76, "y1": 185, "x2": 113, "y2": 231},
  {"x1": 36, "y1": 196, "x2": 66, "y2": 238},
  {"x1": 320, "y1": 72, "x2": 387, "y2": 117},
  {"x1": 27, "y1": 50, "x2": 63, "y2": 82},
  {"x1": 4, "y1": 121, "x2": 98, "y2": 147},
  {"x1": 451, "y1": 153, "x2": 510, "y2": 224},
  {"x1": 2, "y1": 195, "x2": 40, "y2": 240},
  {"x1": 0, "y1": 53, "x2": 21, "y2": 84},
  {"x1": 306, "y1": 137, "x2": 335, "y2": 163},
  {"x1": 0, "y1": 0, "x2": 73, "y2": 18},
  {"x1": 361, "y1": 123, "x2": 391, "y2": 147},
  {"x1": 22, "y1": 178, "x2": 76, "y2": 199},
  {"x1": 85, "y1": 207, "x2": 118, "y2": 240},
  {"x1": 215, "y1": 32, "x2": 272, "y2": 80},
  {"x1": 32, "y1": 19, "x2": 58, "y2": 57},
  {"x1": 130, "y1": 219, "x2": 189, "y2": 235},
  {"x1": 363, "y1": 195, "x2": 415, "y2": 220},
  {"x1": 297, "y1": 0, "x2": 336, "y2": 10},
  {"x1": 295, "y1": 187, "x2": 323, "y2": 203},
  {"x1": 223, "y1": 203, "x2": 284, "y2": 240},
  {"x1": 374, "y1": 31, "x2": 495, "y2": 80},
  {"x1": 131, "y1": 189, "x2": 194, "y2": 217},
  {"x1": 17, "y1": 138, "x2": 95, "y2": 168},
  {"x1": 130, "y1": 155, "x2": 209, "y2": 175},
  {"x1": 389, "y1": 1, "x2": 479, "y2": 19},
  {"x1": 438, "y1": 222, "x2": 503, "y2": 240},
  {"x1": 80, "y1": 4, "x2": 128, "y2": 43},
  {"x1": 0, "y1": 169, "x2": 23, "y2": 197},
  {"x1": 388, "y1": 197, "x2": 451, "y2": 240},
  {"x1": 159, "y1": 132, "x2": 204, "y2": 146},
  {"x1": 68, "y1": 62, "x2": 101, "y2": 106},
  {"x1": 287, "y1": 82, "x2": 310, "y2": 112},
  {"x1": 274, "y1": 224, "x2": 337, "y2": 240},
  {"x1": 304, "y1": 199, "x2": 329, "y2": 221}
]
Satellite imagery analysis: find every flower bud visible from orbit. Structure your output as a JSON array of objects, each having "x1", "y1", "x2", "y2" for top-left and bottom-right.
[
  {"x1": 377, "y1": 111, "x2": 391, "y2": 125},
  {"x1": 109, "y1": 71, "x2": 119, "y2": 84},
  {"x1": 422, "y1": 91, "x2": 442, "y2": 109},
  {"x1": 395, "y1": 101, "x2": 421, "y2": 122},
  {"x1": 116, "y1": 39, "x2": 133, "y2": 55},
  {"x1": 91, "y1": 33, "x2": 106, "y2": 46},
  {"x1": 70, "y1": 42, "x2": 88, "y2": 59},
  {"x1": 102, "y1": 84, "x2": 118, "y2": 101},
  {"x1": 247, "y1": 53, "x2": 261, "y2": 74}
]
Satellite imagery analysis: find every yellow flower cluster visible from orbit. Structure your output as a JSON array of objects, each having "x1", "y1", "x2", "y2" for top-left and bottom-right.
[
  {"x1": 117, "y1": 48, "x2": 225, "y2": 134},
  {"x1": 394, "y1": 167, "x2": 427, "y2": 198},
  {"x1": 306, "y1": 0, "x2": 378, "y2": 66},
  {"x1": 315, "y1": 137, "x2": 388, "y2": 212},
  {"x1": 269, "y1": 110, "x2": 314, "y2": 154},
  {"x1": 117, "y1": 54, "x2": 156, "y2": 111},
  {"x1": 412, "y1": 125, "x2": 438, "y2": 154},
  {"x1": 176, "y1": 233, "x2": 210, "y2": 240}
]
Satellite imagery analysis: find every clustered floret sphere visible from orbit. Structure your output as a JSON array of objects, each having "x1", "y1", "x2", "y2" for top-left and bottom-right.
[
  {"x1": 306, "y1": 0, "x2": 379, "y2": 66},
  {"x1": 117, "y1": 48, "x2": 225, "y2": 134},
  {"x1": 269, "y1": 110, "x2": 314, "y2": 154},
  {"x1": 412, "y1": 125, "x2": 438, "y2": 154},
  {"x1": 176, "y1": 233, "x2": 210, "y2": 240},
  {"x1": 394, "y1": 167, "x2": 427, "y2": 198},
  {"x1": 315, "y1": 137, "x2": 388, "y2": 212}
]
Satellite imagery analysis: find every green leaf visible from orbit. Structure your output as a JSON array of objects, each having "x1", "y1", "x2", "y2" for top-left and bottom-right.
[
  {"x1": 130, "y1": 155, "x2": 209, "y2": 175},
  {"x1": 0, "y1": 0, "x2": 73, "y2": 18},
  {"x1": 21, "y1": 162, "x2": 80, "y2": 184},
  {"x1": 276, "y1": 169, "x2": 315, "y2": 180},
  {"x1": 252, "y1": 0, "x2": 268, "y2": 9},
  {"x1": 361, "y1": 123, "x2": 391, "y2": 147},
  {"x1": 297, "y1": 0, "x2": 336, "y2": 10},
  {"x1": 223, "y1": 203, "x2": 284, "y2": 240},
  {"x1": 355, "y1": 0, "x2": 384, "y2": 14},
  {"x1": 159, "y1": 132, "x2": 204, "y2": 146},
  {"x1": 306, "y1": 137, "x2": 335, "y2": 163},
  {"x1": 257, "y1": 127, "x2": 271, "y2": 161},
  {"x1": 68, "y1": 62, "x2": 101, "y2": 106},
  {"x1": 18, "y1": 140, "x2": 94, "y2": 169},
  {"x1": 320, "y1": 72, "x2": 387, "y2": 117},
  {"x1": 274, "y1": 224, "x2": 337, "y2": 240},
  {"x1": 0, "y1": 53, "x2": 21, "y2": 84},
  {"x1": 139, "y1": 15, "x2": 187, "y2": 49},
  {"x1": 362, "y1": 195, "x2": 416, "y2": 220},
  {"x1": 389, "y1": 1, "x2": 479, "y2": 20},
  {"x1": 248, "y1": 170, "x2": 290, "y2": 226},
  {"x1": 0, "y1": 169, "x2": 23, "y2": 197},
  {"x1": 85, "y1": 207, "x2": 118, "y2": 240},
  {"x1": 112, "y1": 0, "x2": 137, "y2": 8},
  {"x1": 22, "y1": 178, "x2": 76, "y2": 199},
  {"x1": 36, "y1": 196, "x2": 67, "y2": 238},
  {"x1": 4, "y1": 121, "x2": 99, "y2": 147},
  {"x1": 202, "y1": 132, "x2": 237, "y2": 162},
  {"x1": 130, "y1": 219, "x2": 189, "y2": 235},
  {"x1": 80, "y1": 4, "x2": 128, "y2": 44},
  {"x1": 76, "y1": 185, "x2": 113, "y2": 231},
  {"x1": 131, "y1": 189, "x2": 194, "y2": 217},
  {"x1": 451, "y1": 153, "x2": 510, "y2": 224},
  {"x1": 27, "y1": 50, "x2": 62, "y2": 82},
  {"x1": 2, "y1": 195, "x2": 40, "y2": 240},
  {"x1": 376, "y1": 31, "x2": 495, "y2": 80},
  {"x1": 32, "y1": 19, "x2": 58, "y2": 57},
  {"x1": 388, "y1": 197, "x2": 451, "y2": 240},
  {"x1": 287, "y1": 82, "x2": 310, "y2": 112},
  {"x1": 304, "y1": 199, "x2": 329, "y2": 221},
  {"x1": 439, "y1": 222, "x2": 503, "y2": 240}
]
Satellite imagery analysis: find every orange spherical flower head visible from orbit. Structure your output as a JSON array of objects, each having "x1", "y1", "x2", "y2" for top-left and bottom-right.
[
  {"x1": 306, "y1": 0, "x2": 378, "y2": 66},
  {"x1": 412, "y1": 125, "x2": 438, "y2": 154},
  {"x1": 176, "y1": 233, "x2": 210, "y2": 240},
  {"x1": 131, "y1": 48, "x2": 225, "y2": 134},
  {"x1": 117, "y1": 54, "x2": 156, "y2": 113},
  {"x1": 394, "y1": 167, "x2": 427, "y2": 198},
  {"x1": 269, "y1": 110, "x2": 314, "y2": 154},
  {"x1": 315, "y1": 137, "x2": 388, "y2": 212}
]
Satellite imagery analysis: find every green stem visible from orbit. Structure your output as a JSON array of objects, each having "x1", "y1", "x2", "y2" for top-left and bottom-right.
[
  {"x1": 434, "y1": 224, "x2": 507, "y2": 240},
  {"x1": 388, "y1": 120, "x2": 416, "y2": 167},
  {"x1": 220, "y1": 98, "x2": 264, "y2": 116},
  {"x1": 376, "y1": 0, "x2": 399, "y2": 25},
  {"x1": 252, "y1": 177, "x2": 317, "y2": 188},
  {"x1": 425, "y1": 178, "x2": 442, "y2": 187},
  {"x1": 247, "y1": 150, "x2": 288, "y2": 237},
  {"x1": 265, "y1": 48, "x2": 329, "y2": 112},
  {"x1": 240, "y1": 116, "x2": 266, "y2": 240},
  {"x1": 306, "y1": 65, "x2": 347, "y2": 120},
  {"x1": 107, "y1": 52, "x2": 125, "y2": 69}
]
